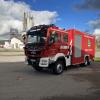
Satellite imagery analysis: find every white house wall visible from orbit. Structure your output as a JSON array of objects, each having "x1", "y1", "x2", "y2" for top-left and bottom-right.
[{"x1": 10, "y1": 38, "x2": 24, "y2": 49}]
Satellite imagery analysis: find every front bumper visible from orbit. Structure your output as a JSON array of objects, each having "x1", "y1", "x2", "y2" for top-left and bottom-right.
[
  {"x1": 25, "y1": 56, "x2": 55, "y2": 67},
  {"x1": 25, "y1": 57, "x2": 40, "y2": 66}
]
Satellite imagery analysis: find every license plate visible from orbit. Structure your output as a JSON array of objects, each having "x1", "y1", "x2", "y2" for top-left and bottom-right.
[{"x1": 31, "y1": 59, "x2": 36, "y2": 62}]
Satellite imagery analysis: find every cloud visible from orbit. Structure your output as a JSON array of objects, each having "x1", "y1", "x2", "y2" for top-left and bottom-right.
[
  {"x1": 0, "y1": 0, "x2": 58, "y2": 34},
  {"x1": 93, "y1": 29, "x2": 100, "y2": 35},
  {"x1": 32, "y1": 11, "x2": 57, "y2": 26},
  {"x1": 74, "y1": 0, "x2": 100, "y2": 36},
  {"x1": 74, "y1": 0, "x2": 100, "y2": 10},
  {"x1": 88, "y1": 19, "x2": 100, "y2": 29},
  {"x1": 89, "y1": 19, "x2": 100, "y2": 36},
  {"x1": 93, "y1": 29, "x2": 100, "y2": 39},
  {"x1": 88, "y1": 19, "x2": 100, "y2": 36}
]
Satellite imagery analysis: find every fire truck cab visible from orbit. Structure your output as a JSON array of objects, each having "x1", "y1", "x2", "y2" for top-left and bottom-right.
[{"x1": 24, "y1": 24, "x2": 95, "y2": 74}]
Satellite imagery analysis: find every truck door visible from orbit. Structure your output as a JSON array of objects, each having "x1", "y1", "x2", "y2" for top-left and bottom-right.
[
  {"x1": 61, "y1": 32, "x2": 71, "y2": 66},
  {"x1": 48, "y1": 30, "x2": 61, "y2": 55},
  {"x1": 61, "y1": 33, "x2": 69, "y2": 56}
]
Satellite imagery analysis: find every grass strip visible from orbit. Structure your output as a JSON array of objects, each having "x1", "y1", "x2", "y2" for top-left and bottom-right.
[{"x1": 94, "y1": 57, "x2": 100, "y2": 62}]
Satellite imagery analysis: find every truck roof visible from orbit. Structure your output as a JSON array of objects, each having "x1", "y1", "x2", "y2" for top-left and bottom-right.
[
  {"x1": 27, "y1": 24, "x2": 95, "y2": 38},
  {"x1": 27, "y1": 24, "x2": 57, "y2": 34}
]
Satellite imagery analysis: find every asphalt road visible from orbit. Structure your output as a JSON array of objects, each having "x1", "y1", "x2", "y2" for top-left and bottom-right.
[{"x1": 0, "y1": 58, "x2": 100, "y2": 100}]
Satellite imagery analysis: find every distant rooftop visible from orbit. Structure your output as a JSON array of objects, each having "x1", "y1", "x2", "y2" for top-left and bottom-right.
[{"x1": 0, "y1": 32, "x2": 22, "y2": 41}]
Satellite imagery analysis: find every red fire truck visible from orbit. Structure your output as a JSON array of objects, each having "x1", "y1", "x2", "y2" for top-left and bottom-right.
[{"x1": 23, "y1": 24, "x2": 95, "y2": 74}]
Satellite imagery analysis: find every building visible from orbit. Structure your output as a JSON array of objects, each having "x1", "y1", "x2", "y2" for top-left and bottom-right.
[
  {"x1": 23, "y1": 12, "x2": 34, "y2": 31},
  {"x1": 0, "y1": 40, "x2": 9, "y2": 48},
  {"x1": 0, "y1": 32, "x2": 24, "y2": 50},
  {"x1": 10, "y1": 37, "x2": 24, "y2": 49},
  {"x1": 0, "y1": 12, "x2": 34, "y2": 49}
]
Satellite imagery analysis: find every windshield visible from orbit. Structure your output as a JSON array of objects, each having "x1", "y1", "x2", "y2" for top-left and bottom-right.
[{"x1": 27, "y1": 31, "x2": 46, "y2": 44}]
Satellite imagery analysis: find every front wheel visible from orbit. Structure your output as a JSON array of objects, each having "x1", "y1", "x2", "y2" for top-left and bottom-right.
[
  {"x1": 33, "y1": 66, "x2": 43, "y2": 71},
  {"x1": 53, "y1": 61, "x2": 64, "y2": 74}
]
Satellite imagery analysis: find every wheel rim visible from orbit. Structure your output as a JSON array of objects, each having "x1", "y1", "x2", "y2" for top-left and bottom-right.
[
  {"x1": 85, "y1": 60, "x2": 88, "y2": 65},
  {"x1": 89, "y1": 60, "x2": 92, "y2": 64},
  {"x1": 57, "y1": 64, "x2": 63, "y2": 73}
]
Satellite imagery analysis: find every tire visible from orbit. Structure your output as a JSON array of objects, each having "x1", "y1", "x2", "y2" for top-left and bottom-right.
[
  {"x1": 84, "y1": 59, "x2": 88, "y2": 66},
  {"x1": 26, "y1": 59, "x2": 32, "y2": 65},
  {"x1": 33, "y1": 66, "x2": 42, "y2": 71},
  {"x1": 88, "y1": 59, "x2": 92, "y2": 65},
  {"x1": 84, "y1": 57, "x2": 90, "y2": 66},
  {"x1": 53, "y1": 61, "x2": 64, "y2": 74},
  {"x1": 87, "y1": 59, "x2": 92, "y2": 65}
]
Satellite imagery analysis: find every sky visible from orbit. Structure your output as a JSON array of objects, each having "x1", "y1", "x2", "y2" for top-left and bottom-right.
[
  {"x1": 19, "y1": 0, "x2": 99, "y2": 31},
  {"x1": 0, "y1": 0, "x2": 100, "y2": 35}
]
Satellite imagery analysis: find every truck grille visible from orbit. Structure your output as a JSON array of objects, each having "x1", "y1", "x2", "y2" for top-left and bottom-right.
[{"x1": 26, "y1": 50, "x2": 41, "y2": 57}]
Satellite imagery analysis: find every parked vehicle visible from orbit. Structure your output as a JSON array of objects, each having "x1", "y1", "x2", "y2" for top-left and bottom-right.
[{"x1": 23, "y1": 24, "x2": 95, "y2": 74}]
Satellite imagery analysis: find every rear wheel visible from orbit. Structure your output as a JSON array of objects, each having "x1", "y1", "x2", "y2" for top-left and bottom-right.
[
  {"x1": 53, "y1": 61, "x2": 64, "y2": 74},
  {"x1": 84, "y1": 59, "x2": 88, "y2": 66},
  {"x1": 84, "y1": 56, "x2": 90, "y2": 66},
  {"x1": 80, "y1": 56, "x2": 90, "y2": 67},
  {"x1": 88, "y1": 59, "x2": 92, "y2": 65}
]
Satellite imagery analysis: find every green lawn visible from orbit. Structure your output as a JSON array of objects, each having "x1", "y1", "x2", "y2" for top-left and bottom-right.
[
  {"x1": 96, "y1": 48, "x2": 100, "y2": 52},
  {"x1": 94, "y1": 57, "x2": 100, "y2": 62},
  {"x1": 0, "y1": 48, "x2": 24, "y2": 52}
]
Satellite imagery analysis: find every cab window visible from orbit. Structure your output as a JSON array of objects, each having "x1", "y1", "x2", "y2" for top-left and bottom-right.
[
  {"x1": 50, "y1": 31, "x2": 59, "y2": 43},
  {"x1": 63, "y1": 34, "x2": 68, "y2": 42}
]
